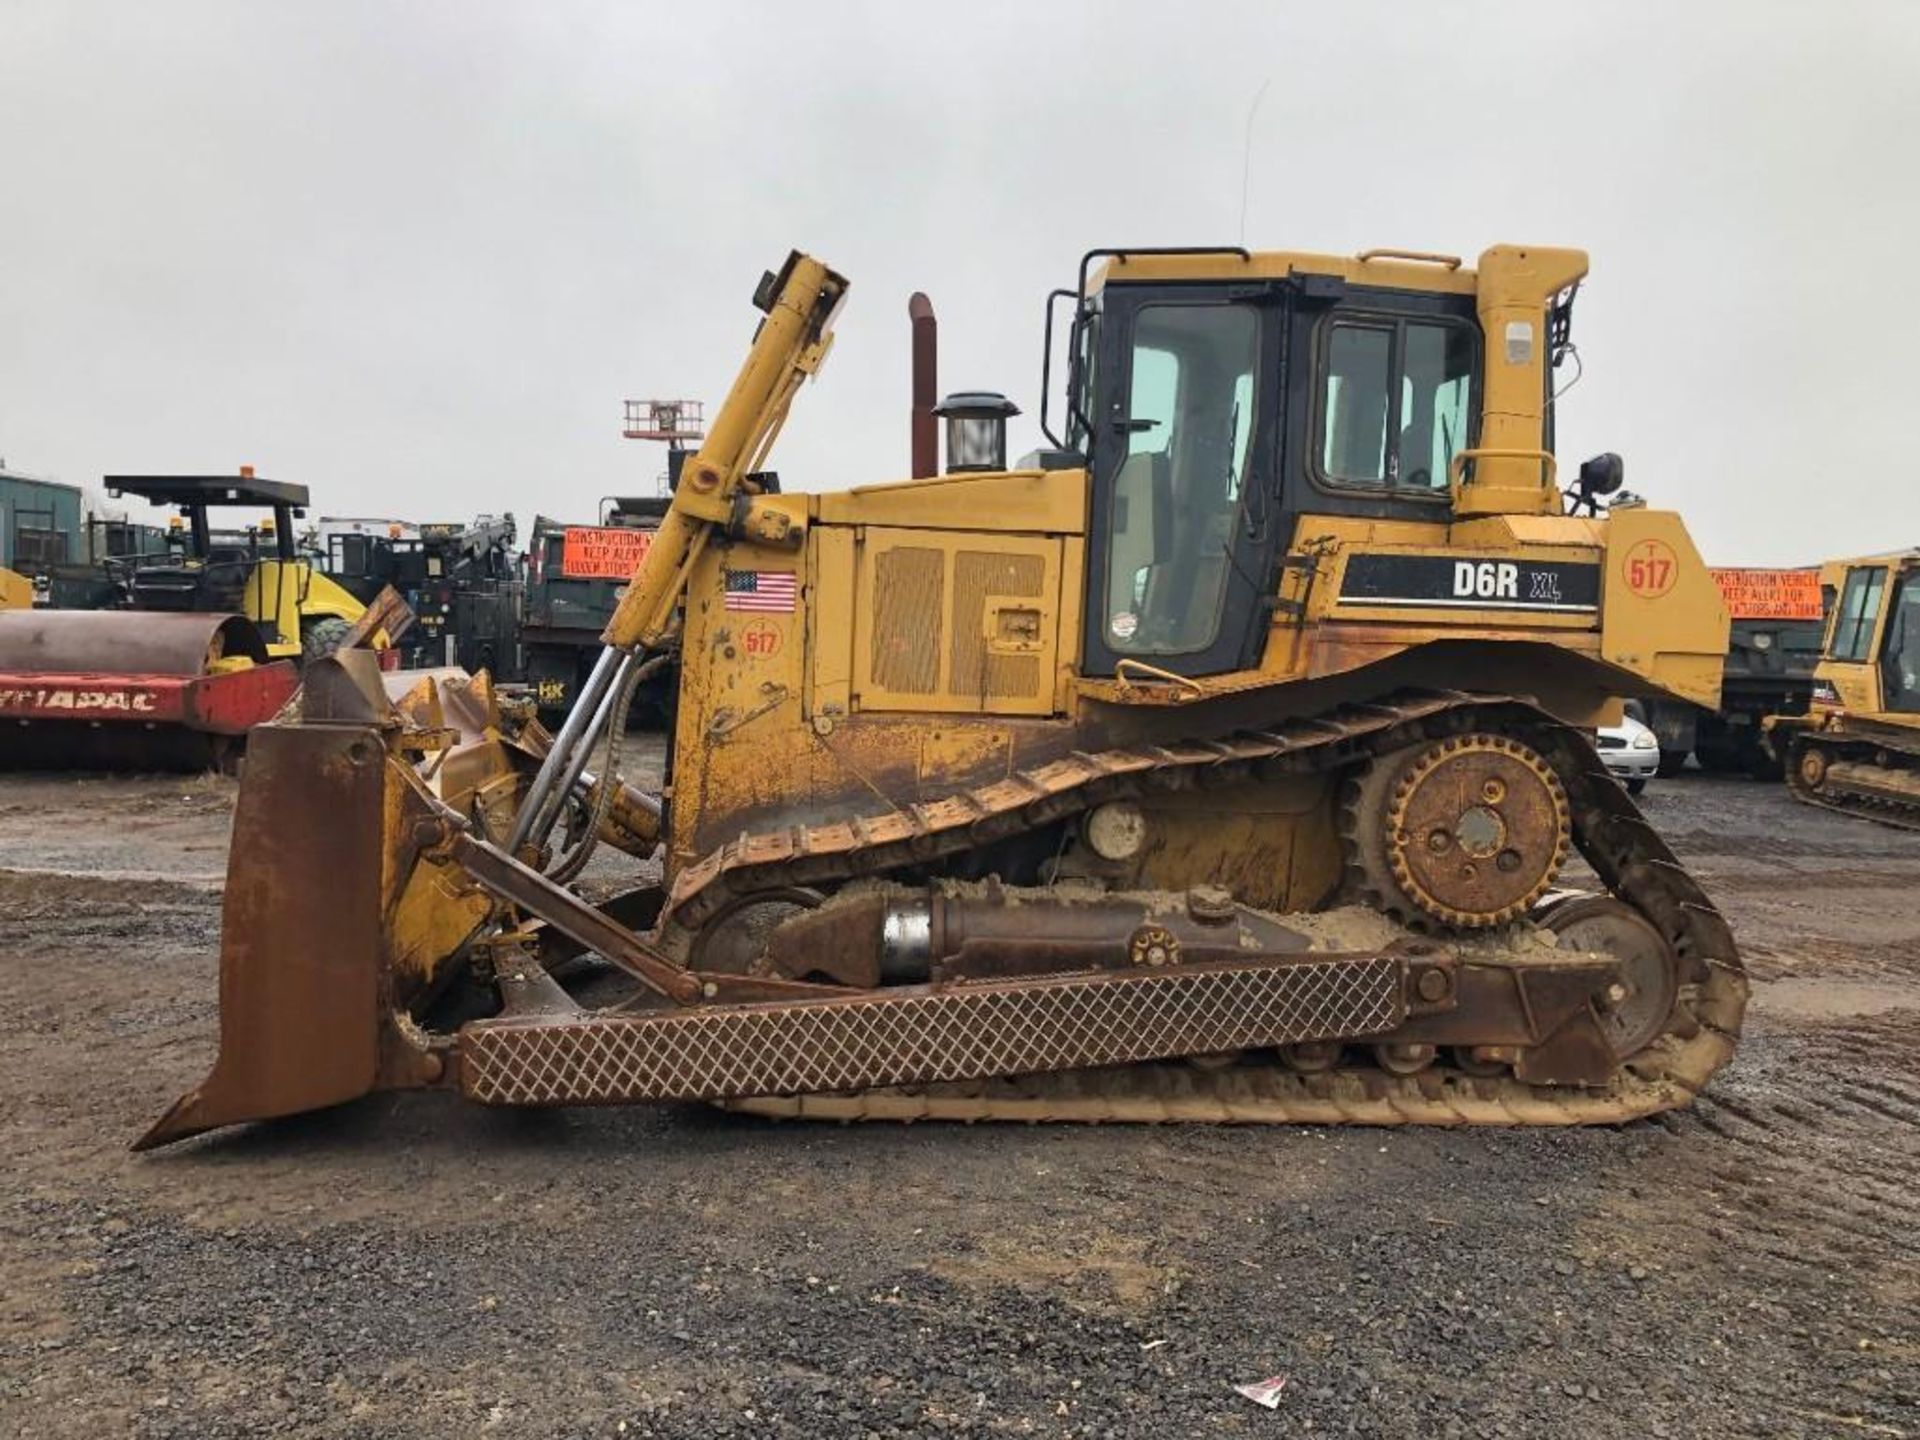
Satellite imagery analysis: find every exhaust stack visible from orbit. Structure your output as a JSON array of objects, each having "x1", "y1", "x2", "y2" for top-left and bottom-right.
[{"x1": 910, "y1": 292, "x2": 937, "y2": 478}]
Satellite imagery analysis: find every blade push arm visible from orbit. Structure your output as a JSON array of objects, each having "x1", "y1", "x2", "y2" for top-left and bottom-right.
[
  {"x1": 503, "y1": 251, "x2": 846, "y2": 859},
  {"x1": 603, "y1": 252, "x2": 848, "y2": 650}
]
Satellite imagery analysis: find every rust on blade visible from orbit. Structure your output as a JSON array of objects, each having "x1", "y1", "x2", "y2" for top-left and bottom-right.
[
  {"x1": 340, "y1": 583, "x2": 417, "y2": 650},
  {"x1": 134, "y1": 723, "x2": 394, "y2": 1150}
]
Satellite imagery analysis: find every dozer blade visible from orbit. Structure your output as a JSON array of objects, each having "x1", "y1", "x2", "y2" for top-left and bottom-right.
[
  {"x1": 340, "y1": 582, "x2": 418, "y2": 651},
  {"x1": 0, "y1": 609, "x2": 297, "y2": 771},
  {"x1": 135, "y1": 723, "x2": 391, "y2": 1149}
]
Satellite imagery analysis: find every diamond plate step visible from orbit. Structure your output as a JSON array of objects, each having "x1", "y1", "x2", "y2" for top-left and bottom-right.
[{"x1": 459, "y1": 954, "x2": 1404, "y2": 1108}]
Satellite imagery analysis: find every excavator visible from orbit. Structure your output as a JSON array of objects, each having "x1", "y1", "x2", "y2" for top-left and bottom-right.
[
  {"x1": 1765, "y1": 550, "x2": 1920, "y2": 825},
  {"x1": 140, "y1": 243, "x2": 1747, "y2": 1149}
]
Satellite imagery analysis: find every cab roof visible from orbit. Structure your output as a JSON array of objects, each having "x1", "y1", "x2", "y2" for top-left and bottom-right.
[
  {"x1": 1826, "y1": 549, "x2": 1920, "y2": 573},
  {"x1": 1096, "y1": 246, "x2": 1490, "y2": 296},
  {"x1": 104, "y1": 474, "x2": 310, "y2": 509}
]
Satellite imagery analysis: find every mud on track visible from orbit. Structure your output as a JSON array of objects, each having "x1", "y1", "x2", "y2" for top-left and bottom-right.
[{"x1": 1, "y1": 762, "x2": 1916, "y2": 1438}]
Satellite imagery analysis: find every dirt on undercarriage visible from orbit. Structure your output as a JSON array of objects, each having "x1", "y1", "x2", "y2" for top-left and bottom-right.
[{"x1": 1, "y1": 760, "x2": 1916, "y2": 1439}]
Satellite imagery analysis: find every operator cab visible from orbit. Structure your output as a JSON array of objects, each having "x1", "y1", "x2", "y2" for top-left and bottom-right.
[
  {"x1": 1824, "y1": 555, "x2": 1920, "y2": 713},
  {"x1": 1043, "y1": 247, "x2": 1579, "y2": 680},
  {"x1": 102, "y1": 473, "x2": 309, "y2": 630}
]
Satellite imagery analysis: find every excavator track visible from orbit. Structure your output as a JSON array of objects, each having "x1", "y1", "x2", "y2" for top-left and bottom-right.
[
  {"x1": 657, "y1": 691, "x2": 1747, "y2": 1127},
  {"x1": 1782, "y1": 731, "x2": 1920, "y2": 832}
]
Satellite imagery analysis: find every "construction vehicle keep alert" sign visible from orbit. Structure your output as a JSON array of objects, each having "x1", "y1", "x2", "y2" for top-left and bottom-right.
[
  {"x1": 1709, "y1": 567, "x2": 1824, "y2": 621},
  {"x1": 561, "y1": 527, "x2": 653, "y2": 580}
]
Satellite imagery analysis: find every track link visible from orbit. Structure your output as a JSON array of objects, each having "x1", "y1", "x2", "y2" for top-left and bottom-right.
[
  {"x1": 665, "y1": 691, "x2": 1746, "y2": 1126},
  {"x1": 1784, "y1": 733, "x2": 1920, "y2": 832}
]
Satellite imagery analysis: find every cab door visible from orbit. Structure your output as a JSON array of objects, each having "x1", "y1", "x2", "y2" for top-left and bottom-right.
[
  {"x1": 1825, "y1": 562, "x2": 1891, "y2": 711},
  {"x1": 1081, "y1": 286, "x2": 1285, "y2": 679},
  {"x1": 1878, "y1": 570, "x2": 1920, "y2": 713}
]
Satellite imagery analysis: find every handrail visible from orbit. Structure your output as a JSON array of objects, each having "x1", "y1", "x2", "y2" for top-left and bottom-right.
[
  {"x1": 1357, "y1": 248, "x2": 1464, "y2": 270},
  {"x1": 1448, "y1": 448, "x2": 1559, "y2": 488},
  {"x1": 1114, "y1": 657, "x2": 1205, "y2": 696}
]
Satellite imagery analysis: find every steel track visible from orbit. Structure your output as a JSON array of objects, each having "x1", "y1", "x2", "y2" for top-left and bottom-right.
[
  {"x1": 1784, "y1": 735, "x2": 1920, "y2": 833},
  {"x1": 661, "y1": 690, "x2": 1747, "y2": 1126}
]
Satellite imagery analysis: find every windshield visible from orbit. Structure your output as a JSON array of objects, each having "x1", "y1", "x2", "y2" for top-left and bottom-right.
[{"x1": 1102, "y1": 303, "x2": 1258, "y2": 656}]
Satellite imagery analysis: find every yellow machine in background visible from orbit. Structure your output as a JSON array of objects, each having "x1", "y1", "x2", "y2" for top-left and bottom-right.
[
  {"x1": 1766, "y1": 550, "x2": 1920, "y2": 825},
  {"x1": 95, "y1": 473, "x2": 369, "y2": 662},
  {"x1": 0, "y1": 472, "x2": 400, "y2": 770},
  {"x1": 142, "y1": 242, "x2": 1746, "y2": 1150},
  {"x1": 0, "y1": 567, "x2": 30, "y2": 610}
]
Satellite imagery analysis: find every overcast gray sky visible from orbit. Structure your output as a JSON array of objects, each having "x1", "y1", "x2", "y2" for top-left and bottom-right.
[{"x1": 2, "y1": 1, "x2": 1914, "y2": 564}]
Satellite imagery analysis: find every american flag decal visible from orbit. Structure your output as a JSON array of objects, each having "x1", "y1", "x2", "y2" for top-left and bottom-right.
[{"x1": 723, "y1": 569, "x2": 798, "y2": 613}]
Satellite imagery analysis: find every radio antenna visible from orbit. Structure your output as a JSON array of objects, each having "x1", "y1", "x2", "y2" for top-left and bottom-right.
[{"x1": 1239, "y1": 77, "x2": 1272, "y2": 245}]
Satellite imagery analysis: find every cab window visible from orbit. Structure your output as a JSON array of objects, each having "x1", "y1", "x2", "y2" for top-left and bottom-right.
[
  {"x1": 1829, "y1": 566, "x2": 1887, "y2": 661},
  {"x1": 1103, "y1": 303, "x2": 1258, "y2": 656},
  {"x1": 1317, "y1": 317, "x2": 1475, "y2": 492}
]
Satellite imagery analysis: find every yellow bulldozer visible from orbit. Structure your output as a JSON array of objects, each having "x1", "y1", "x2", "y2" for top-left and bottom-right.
[
  {"x1": 1765, "y1": 550, "x2": 1920, "y2": 824},
  {"x1": 140, "y1": 243, "x2": 1747, "y2": 1149}
]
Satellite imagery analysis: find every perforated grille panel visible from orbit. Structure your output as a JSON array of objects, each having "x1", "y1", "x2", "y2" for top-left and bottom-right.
[
  {"x1": 852, "y1": 528, "x2": 1062, "y2": 717},
  {"x1": 869, "y1": 546, "x2": 944, "y2": 695},
  {"x1": 951, "y1": 550, "x2": 1045, "y2": 702},
  {"x1": 459, "y1": 957, "x2": 1404, "y2": 1107}
]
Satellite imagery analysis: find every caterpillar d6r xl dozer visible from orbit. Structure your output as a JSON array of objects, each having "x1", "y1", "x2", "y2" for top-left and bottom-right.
[
  {"x1": 1766, "y1": 550, "x2": 1920, "y2": 825},
  {"x1": 140, "y1": 244, "x2": 1746, "y2": 1149}
]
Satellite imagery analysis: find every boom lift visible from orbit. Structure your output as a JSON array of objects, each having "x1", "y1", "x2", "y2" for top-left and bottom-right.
[{"x1": 141, "y1": 245, "x2": 1747, "y2": 1148}]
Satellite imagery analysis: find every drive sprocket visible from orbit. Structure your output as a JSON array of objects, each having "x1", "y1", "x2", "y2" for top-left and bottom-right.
[{"x1": 1344, "y1": 731, "x2": 1571, "y2": 929}]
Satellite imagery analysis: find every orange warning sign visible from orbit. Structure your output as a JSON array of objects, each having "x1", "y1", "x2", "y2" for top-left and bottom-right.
[
  {"x1": 1710, "y1": 567, "x2": 1824, "y2": 622},
  {"x1": 561, "y1": 526, "x2": 652, "y2": 580}
]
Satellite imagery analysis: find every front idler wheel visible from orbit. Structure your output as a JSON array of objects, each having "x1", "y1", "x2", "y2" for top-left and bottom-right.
[
  {"x1": 1536, "y1": 895, "x2": 1680, "y2": 1059},
  {"x1": 1796, "y1": 742, "x2": 1829, "y2": 792}
]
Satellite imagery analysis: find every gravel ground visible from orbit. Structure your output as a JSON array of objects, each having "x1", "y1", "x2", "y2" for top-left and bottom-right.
[{"x1": 1, "y1": 762, "x2": 1916, "y2": 1438}]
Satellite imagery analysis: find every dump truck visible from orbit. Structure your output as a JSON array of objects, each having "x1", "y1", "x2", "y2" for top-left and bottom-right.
[
  {"x1": 1765, "y1": 550, "x2": 1920, "y2": 825},
  {"x1": 1645, "y1": 567, "x2": 1827, "y2": 777},
  {"x1": 0, "y1": 471, "x2": 402, "y2": 770},
  {"x1": 521, "y1": 499, "x2": 672, "y2": 723},
  {"x1": 141, "y1": 244, "x2": 1747, "y2": 1150}
]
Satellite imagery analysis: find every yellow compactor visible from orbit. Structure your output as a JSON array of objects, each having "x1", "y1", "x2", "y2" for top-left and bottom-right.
[
  {"x1": 1766, "y1": 550, "x2": 1920, "y2": 825},
  {"x1": 0, "y1": 472, "x2": 402, "y2": 770},
  {"x1": 141, "y1": 243, "x2": 1745, "y2": 1148}
]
